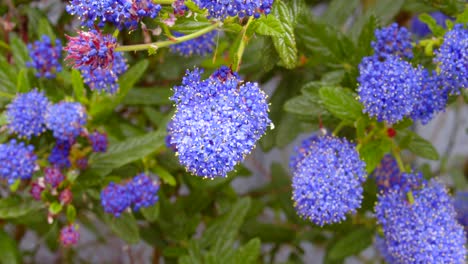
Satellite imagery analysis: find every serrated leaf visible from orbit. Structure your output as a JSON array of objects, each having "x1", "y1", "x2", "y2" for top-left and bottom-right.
[
  {"x1": 327, "y1": 229, "x2": 373, "y2": 261},
  {"x1": 106, "y1": 213, "x2": 140, "y2": 244},
  {"x1": 0, "y1": 197, "x2": 44, "y2": 219},
  {"x1": 319, "y1": 86, "x2": 362, "y2": 121},
  {"x1": 255, "y1": 15, "x2": 285, "y2": 36},
  {"x1": 271, "y1": 2, "x2": 297, "y2": 69},
  {"x1": 10, "y1": 36, "x2": 29, "y2": 69},
  {"x1": 0, "y1": 230, "x2": 21, "y2": 264}
]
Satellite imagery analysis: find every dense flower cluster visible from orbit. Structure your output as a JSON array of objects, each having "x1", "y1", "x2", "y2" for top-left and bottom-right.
[
  {"x1": 170, "y1": 31, "x2": 217, "y2": 57},
  {"x1": 169, "y1": 66, "x2": 271, "y2": 178},
  {"x1": 454, "y1": 191, "x2": 468, "y2": 238},
  {"x1": 411, "y1": 11, "x2": 451, "y2": 37},
  {"x1": 66, "y1": 0, "x2": 161, "y2": 30},
  {"x1": 60, "y1": 225, "x2": 80, "y2": 247},
  {"x1": 291, "y1": 136, "x2": 366, "y2": 226},
  {"x1": 44, "y1": 167, "x2": 64, "y2": 188},
  {"x1": 375, "y1": 179, "x2": 466, "y2": 263},
  {"x1": 45, "y1": 102, "x2": 87, "y2": 141},
  {"x1": 374, "y1": 235, "x2": 398, "y2": 263},
  {"x1": 193, "y1": 0, "x2": 274, "y2": 20},
  {"x1": 26, "y1": 35, "x2": 62, "y2": 78},
  {"x1": 434, "y1": 24, "x2": 468, "y2": 95},
  {"x1": 0, "y1": 140, "x2": 37, "y2": 185},
  {"x1": 289, "y1": 133, "x2": 319, "y2": 173},
  {"x1": 88, "y1": 131, "x2": 108, "y2": 153},
  {"x1": 48, "y1": 140, "x2": 73, "y2": 168},
  {"x1": 80, "y1": 52, "x2": 128, "y2": 94},
  {"x1": 101, "y1": 174, "x2": 159, "y2": 217},
  {"x1": 6, "y1": 90, "x2": 50, "y2": 139},
  {"x1": 371, "y1": 23, "x2": 413, "y2": 59},
  {"x1": 64, "y1": 30, "x2": 117, "y2": 71},
  {"x1": 172, "y1": 0, "x2": 188, "y2": 16}
]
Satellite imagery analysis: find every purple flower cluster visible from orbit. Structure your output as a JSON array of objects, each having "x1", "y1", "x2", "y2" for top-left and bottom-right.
[
  {"x1": 170, "y1": 31, "x2": 217, "y2": 57},
  {"x1": 169, "y1": 66, "x2": 271, "y2": 178},
  {"x1": 291, "y1": 136, "x2": 366, "y2": 226},
  {"x1": 434, "y1": 24, "x2": 468, "y2": 95},
  {"x1": 88, "y1": 131, "x2": 108, "y2": 153},
  {"x1": 60, "y1": 225, "x2": 80, "y2": 247},
  {"x1": 48, "y1": 140, "x2": 73, "y2": 168},
  {"x1": 44, "y1": 167, "x2": 65, "y2": 188},
  {"x1": 66, "y1": 0, "x2": 161, "y2": 30},
  {"x1": 172, "y1": 0, "x2": 188, "y2": 16},
  {"x1": 45, "y1": 102, "x2": 87, "y2": 141},
  {"x1": 375, "y1": 179, "x2": 466, "y2": 263},
  {"x1": 6, "y1": 90, "x2": 50, "y2": 139},
  {"x1": 26, "y1": 35, "x2": 62, "y2": 78},
  {"x1": 101, "y1": 173, "x2": 159, "y2": 217},
  {"x1": 81, "y1": 52, "x2": 128, "y2": 94},
  {"x1": 371, "y1": 23, "x2": 413, "y2": 59},
  {"x1": 0, "y1": 140, "x2": 37, "y2": 185},
  {"x1": 193, "y1": 0, "x2": 274, "y2": 20}
]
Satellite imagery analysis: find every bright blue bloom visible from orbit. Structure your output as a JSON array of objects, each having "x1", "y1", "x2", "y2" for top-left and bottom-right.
[
  {"x1": 44, "y1": 167, "x2": 64, "y2": 188},
  {"x1": 454, "y1": 191, "x2": 468, "y2": 239},
  {"x1": 434, "y1": 24, "x2": 468, "y2": 95},
  {"x1": 357, "y1": 55, "x2": 422, "y2": 125},
  {"x1": 193, "y1": 0, "x2": 274, "y2": 20},
  {"x1": 371, "y1": 23, "x2": 413, "y2": 59},
  {"x1": 170, "y1": 66, "x2": 271, "y2": 178},
  {"x1": 88, "y1": 131, "x2": 108, "y2": 153},
  {"x1": 289, "y1": 133, "x2": 319, "y2": 173},
  {"x1": 128, "y1": 173, "x2": 159, "y2": 211},
  {"x1": 6, "y1": 89, "x2": 50, "y2": 139},
  {"x1": 291, "y1": 136, "x2": 366, "y2": 226},
  {"x1": 375, "y1": 179, "x2": 466, "y2": 263},
  {"x1": 411, "y1": 11, "x2": 451, "y2": 37},
  {"x1": 373, "y1": 156, "x2": 425, "y2": 194},
  {"x1": 0, "y1": 140, "x2": 37, "y2": 185},
  {"x1": 165, "y1": 121, "x2": 177, "y2": 152},
  {"x1": 374, "y1": 235, "x2": 398, "y2": 264},
  {"x1": 80, "y1": 52, "x2": 128, "y2": 94},
  {"x1": 26, "y1": 35, "x2": 62, "y2": 78},
  {"x1": 60, "y1": 225, "x2": 80, "y2": 247},
  {"x1": 170, "y1": 31, "x2": 217, "y2": 57},
  {"x1": 66, "y1": 0, "x2": 161, "y2": 30},
  {"x1": 45, "y1": 102, "x2": 87, "y2": 141},
  {"x1": 101, "y1": 182, "x2": 132, "y2": 217},
  {"x1": 48, "y1": 140, "x2": 73, "y2": 168}
]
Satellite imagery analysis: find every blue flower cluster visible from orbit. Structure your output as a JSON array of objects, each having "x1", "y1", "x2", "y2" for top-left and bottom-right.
[
  {"x1": 170, "y1": 31, "x2": 217, "y2": 57},
  {"x1": 6, "y1": 90, "x2": 50, "y2": 139},
  {"x1": 434, "y1": 24, "x2": 468, "y2": 95},
  {"x1": 375, "y1": 179, "x2": 466, "y2": 263},
  {"x1": 26, "y1": 35, "x2": 62, "y2": 78},
  {"x1": 44, "y1": 167, "x2": 64, "y2": 188},
  {"x1": 45, "y1": 102, "x2": 87, "y2": 141},
  {"x1": 193, "y1": 0, "x2": 274, "y2": 20},
  {"x1": 169, "y1": 66, "x2": 271, "y2": 178},
  {"x1": 291, "y1": 136, "x2": 366, "y2": 226},
  {"x1": 66, "y1": 0, "x2": 161, "y2": 30},
  {"x1": 60, "y1": 225, "x2": 80, "y2": 247},
  {"x1": 454, "y1": 191, "x2": 468, "y2": 239},
  {"x1": 88, "y1": 131, "x2": 108, "y2": 153},
  {"x1": 289, "y1": 133, "x2": 319, "y2": 173},
  {"x1": 374, "y1": 235, "x2": 398, "y2": 263},
  {"x1": 80, "y1": 52, "x2": 128, "y2": 94},
  {"x1": 101, "y1": 173, "x2": 159, "y2": 217},
  {"x1": 49, "y1": 140, "x2": 73, "y2": 168},
  {"x1": 371, "y1": 23, "x2": 413, "y2": 59},
  {"x1": 411, "y1": 11, "x2": 451, "y2": 37},
  {"x1": 0, "y1": 140, "x2": 37, "y2": 185}
]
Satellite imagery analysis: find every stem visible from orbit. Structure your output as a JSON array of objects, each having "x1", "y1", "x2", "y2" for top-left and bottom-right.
[
  {"x1": 234, "y1": 17, "x2": 254, "y2": 72},
  {"x1": 392, "y1": 148, "x2": 406, "y2": 172},
  {"x1": 332, "y1": 121, "x2": 346, "y2": 136},
  {"x1": 116, "y1": 22, "x2": 221, "y2": 52},
  {"x1": 152, "y1": 0, "x2": 174, "y2": 4},
  {"x1": 406, "y1": 191, "x2": 415, "y2": 204}
]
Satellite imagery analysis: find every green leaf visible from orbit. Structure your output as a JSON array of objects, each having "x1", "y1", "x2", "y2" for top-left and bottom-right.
[
  {"x1": 122, "y1": 87, "x2": 172, "y2": 105},
  {"x1": 359, "y1": 139, "x2": 391, "y2": 174},
  {"x1": 153, "y1": 165, "x2": 176, "y2": 186},
  {"x1": 327, "y1": 229, "x2": 373, "y2": 261},
  {"x1": 319, "y1": 86, "x2": 362, "y2": 121},
  {"x1": 271, "y1": 1, "x2": 298, "y2": 69},
  {"x1": 321, "y1": 0, "x2": 360, "y2": 27},
  {"x1": 66, "y1": 205, "x2": 77, "y2": 223},
  {"x1": 16, "y1": 69, "x2": 30, "y2": 93},
  {"x1": 48, "y1": 202, "x2": 63, "y2": 215},
  {"x1": 88, "y1": 130, "x2": 165, "y2": 177},
  {"x1": 403, "y1": 131, "x2": 439, "y2": 160},
  {"x1": 232, "y1": 238, "x2": 261, "y2": 264},
  {"x1": 0, "y1": 230, "x2": 21, "y2": 264},
  {"x1": 71, "y1": 69, "x2": 87, "y2": 104},
  {"x1": 283, "y1": 0, "x2": 306, "y2": 25},
  {"x1": 105, "y1": 213, "x2": 140, "y2": 244},
  {"x1": 140, "y1": 203, "x2": 160, "y2": 222},
  {"x1": 10, "y1": 36, "x2": 29, "y2": 69},
  {"x1": 0, "y1": 55, "x2": 17, "y2": 93},
  {"x1": 418, "y1": 13, "x2": 446, "y2": 36},
  {"x1": 356, "y1": 15, "x2": 377, "y2": 59},
  {"x1": 255, "y1": 15, "x2": 285, "y2": 36},
  {"x1": 0, "y1": 197, "x2": 44, "y2": 219},
  {"x1": 37, "y1": 18, "x2": 56, "y2": 40}
]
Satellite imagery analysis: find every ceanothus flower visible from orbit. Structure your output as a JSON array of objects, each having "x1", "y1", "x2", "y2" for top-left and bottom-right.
[
  {"x1": 193, "y1": 0, "x2": 274, "y2": 20},
  {"x1": 0, "y1": 140, "x2": 37, "y2": 185},
  {"x1": 127, "y1": 173, "x2": 159, "y2": 211},
  {"x1": 434, "y1": 24, "x2": 468, "y2": 95},
  {"x1": 374, "y1": 235, "x2": 398, "y2": 264},
  {"x1": 371, "y1": 23, "x2": 413, "y2": 59},
  {"x1": 169, "y1": 66, "x2": 271, "y2": 178},
  {"x1": 26, "y1": 35, "x2": 62, "y2": 78},
  {"x1": 373, "y1": 156, "x2": 424, "y2": 194},
  {"x1": 66, "y1": 0, "x2": 161, "y2": 30},
  {"x1": 6, "y1": 89, "x2": 50, "y2": 139},
  {"x1": 101, "y1": 182, "x2": 132, "y2": 217},
  {"x1": 172, "y1": 0, "x2": 188, "y2": 16},
  {"x1": 48, "y1": 139, "x2": 73, "y2": 168},
  {"x1": 64, "y1": 30, "x2": 117, "y2": 71},
  {"x1": 45, "y1": 102, "x2": 87, "y2": 141},
  {"x1": 170, "y1": 31, "x2": 217, "y2": 57},
  {"x1": 44, "y1": 167, "x2": 64, "y2": 188},
  {"x1": 357, "y1": 55, "x2": 422, "y2": 125},
  {"x1": 60, "y1": 225, "x2": 80, "y2": 247},
  {"x1": 454, "y1": 191, "x2": 468, "y2": 239},
  {"x1": 289, "y1": 133, "x2": 319, "y2": 173},
  {"x1": 411, "y1": 11, "x2": 452, "y2": 37},
  {"x1": 291, "y1": 136, "x2": 366, "y2": 226},
  {"x1": 375, "y1": 179, "x2": 466, "y2": 263},
  {"x1": 88, "y1": 131, "x2": 108, "y2": 153},
  {"x1": 80, "y1": 52, "x2": 128, "y2": 94}
]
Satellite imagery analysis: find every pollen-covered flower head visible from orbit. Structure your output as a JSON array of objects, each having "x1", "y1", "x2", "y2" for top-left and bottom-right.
[
  {"x1": 80, "y1": 52, "x2": 128, "y2": 94},
  {"x1": 101, "y1": 182, "x2": 131, "y2": 217},
  {"x1": 0, "y1": 140, "x2": 37, "y2": 185},
  {"x1": 434, "y1": 24, "x2": 468, "y2": 95},
  {"x1": 375, "y1": 179, "x2": 466, "y2": 263},
  {"x1": 291, "y1": 136, "x2": 366, "y2": 226},
  {"x1": 6, "y1": 89, "x2": 50, "y2": 139},
  {"x1": 45, "y1": 102, "x2": 87, "y2": 141},
  {"x1": 64, "y1": 30, "x2": 117, "y2": 71},
  {"x1": 66, "y1": 0, "x2": 161, "y2": 30},
  {"x1": 289, "y1": 133, "x2": 320, "y2": 173},
  {"x1": 170, "y1": 31, "x2": 217, "y2": 57},
  {"x1": 371, "y1": 23, "x2": 413, "y2": 59},
  {"x1": 127, "y1": 173, "x2": 159, "y2": 211},
  {"x1": 26, "y1": 35, "x2": 62, "y2": 78},
  {"x1": 60, "y1": 225, "x2": 80, "y2": 247},
  {"x1": 193, "y1": 0, "x2": 274, "y2": 20},
  {"x1": 169, "y1": 66, "x2": 271, "y2": 178},
  {"x1": 357, "y1": 55, "x2": 422, "y2": 125}
]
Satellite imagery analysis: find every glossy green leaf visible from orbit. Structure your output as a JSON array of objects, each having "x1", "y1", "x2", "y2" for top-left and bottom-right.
[
  {"x1": 405, "y1": 131, "x2": 439, "y2": 160},
  {"x1": 319, "y1": 86, "x2": 362, "y2": 121},
  {"x1": 255, "y1": 15, "x2": 285, "y2": 36},
  {"x1": 271, "y1": 1, "x2": 297, "y2": 69}
]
